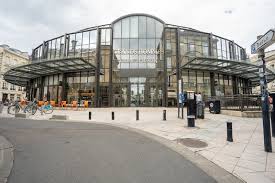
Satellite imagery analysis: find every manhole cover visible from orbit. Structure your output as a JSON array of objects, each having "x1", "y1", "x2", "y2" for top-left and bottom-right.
[{"x1": 175, "y1": 138, "x2": 208, "y2": 148}]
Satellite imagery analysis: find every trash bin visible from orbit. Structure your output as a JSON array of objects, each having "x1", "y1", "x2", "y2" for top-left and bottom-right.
[
  {"x1": 187, "y1": 115, "x2": 195, "y2": 127},
  {"x1": 0, "y1": 102, "x2": 4, "y2": 114},
  {"x1": 209, "y1": 100, "x2": 220, "y2": 114},
  {"x1": 196, "y1": 102, "x2": 205, "y2": 119}
]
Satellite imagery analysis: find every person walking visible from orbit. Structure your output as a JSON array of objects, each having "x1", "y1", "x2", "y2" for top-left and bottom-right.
[{"x1": 196, "y1": 92, "x2": 204, "y2": 119}]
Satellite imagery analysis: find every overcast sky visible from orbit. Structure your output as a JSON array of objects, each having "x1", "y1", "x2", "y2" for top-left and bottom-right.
[{"x1": 0, "y1": 0, "x2": 274, "y2": 55}]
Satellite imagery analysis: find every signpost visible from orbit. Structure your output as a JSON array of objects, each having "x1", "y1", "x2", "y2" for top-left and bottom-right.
[
  {"x1": 251, "y1": 29, "x2": 275, "y2": 152},
  {"x1": 251, "y1": 29, "x2": 275, "y2": 54}
]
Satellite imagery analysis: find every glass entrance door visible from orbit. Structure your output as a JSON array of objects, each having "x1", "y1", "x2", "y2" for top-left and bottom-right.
[{"x1": 129, "y1": 77, "x2": 146, "y2": 107}]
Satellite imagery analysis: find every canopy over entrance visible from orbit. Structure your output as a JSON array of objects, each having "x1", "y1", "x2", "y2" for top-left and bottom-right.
[
  {"x1": 4, "y1": 58, "x2": 97, "y2": 86},
  {"x1": 180, "y1": 56, "x2": 275, "y2": 86}
]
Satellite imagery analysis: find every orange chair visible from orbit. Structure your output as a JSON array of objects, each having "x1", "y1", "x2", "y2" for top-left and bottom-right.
[
  {"x1": 50, "y1": 101, "x2": 56, "y2": 107},
  {"x1": 72, "y1": 101, "x2": 77, "y2": 108},
  {"x1": 38, "y1": 101, "x2": 44, "y2": 107},
  {"x1": 84, "y1": 101, "x2": 88, "y2": 108},
  {"x1": 61, "y1": 101, "x2": 67, "y2": 107},
  {"x1": 20, "y1": 99, "x2": 26, "y2": 105}
]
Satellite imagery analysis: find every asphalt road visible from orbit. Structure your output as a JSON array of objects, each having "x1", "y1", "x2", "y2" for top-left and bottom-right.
[{"x1": 0, "y1": 118, "x2": 216, "y2": 183}]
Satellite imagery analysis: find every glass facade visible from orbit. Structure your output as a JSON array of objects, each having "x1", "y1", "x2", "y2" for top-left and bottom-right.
[
  {"x1": 8, "y1": 14, "x2": 255, "y2": 107},
  {"x1": 112, "y1": 15, "x2": 164, "y2": 107}
]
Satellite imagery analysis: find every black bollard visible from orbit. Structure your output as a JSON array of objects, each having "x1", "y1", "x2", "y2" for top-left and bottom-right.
[
  {"x1": 187, "y1": 115, "x2": 195, "y2": 127},
  {"x1": 112, "y1": 111, "x2": 114, "y2": 120},
  {"x1": 227, "y1": 121, "x2": 233, "y2": 142},
  {"x1": 89, "y1": 111, "x2": 91, "y2": 120},
  {"x1": 136, "y1": 110, "x2": 139, "y2": 121},
  {"x1": 163, "y1": 110, "x2": 166, "y2": 121}
]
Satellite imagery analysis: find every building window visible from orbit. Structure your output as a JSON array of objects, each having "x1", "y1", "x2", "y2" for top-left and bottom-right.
[
  {"x1": 2, "y1": 82, "x2": 7, "y2": 90},
  {"x1": 10, "y1": 84, "x2": 15, "y2": 90}
]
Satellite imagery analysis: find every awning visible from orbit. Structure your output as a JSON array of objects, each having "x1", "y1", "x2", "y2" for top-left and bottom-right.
[
  {"x1": 180, "y1": 56, "x2": 275, "y2": 86},
  {"x1": 4, "y1": 57, "x2": 97, "y2": 86}
]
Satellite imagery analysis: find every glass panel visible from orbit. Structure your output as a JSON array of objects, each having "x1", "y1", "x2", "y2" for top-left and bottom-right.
[
  {"x1": 147, "y1": 17, "x2": 155, "y2": 38},
  {"x1": 130, "y1": 16, "x2": 138, "y2": 38},
  {"x1": 114, "y1": 21, "x2": 121, "y2": 38},
  {"x1": 156, "y1": 21, "x2": 163, "y2": 38},
  {"x1": 138, "y1": 16, "x2": 146, "y2": 38},
  {"x1": 122, "y1": 18, "x2": 130, "y2": 38}
]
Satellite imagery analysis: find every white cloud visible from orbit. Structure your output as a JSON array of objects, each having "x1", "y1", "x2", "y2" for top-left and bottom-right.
[{"x1": 0, "y1": 0, "x2": 274, "y2": 55}]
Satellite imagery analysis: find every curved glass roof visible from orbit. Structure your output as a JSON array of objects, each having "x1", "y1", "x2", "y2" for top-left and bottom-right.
[{"x1": 4, "y1": 13, "x2": 275, "y2": 87}]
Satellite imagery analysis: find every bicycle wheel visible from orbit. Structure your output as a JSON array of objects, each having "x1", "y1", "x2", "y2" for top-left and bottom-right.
[
  {"x1": 24, "y1": 106, "x2": 31, "y2": 113},
  {"x1": 31, "y1": 105, "x2": 38, "y2": 115},
  {"x1": 15, "y1": 106, "x2": 20, "y2": 113},
  {"x1": 8, "y1": 105, "x2": 16, "y2": 115},
  {"x1": 45, "y1": 107, "x2": 53, "y2": 114}
]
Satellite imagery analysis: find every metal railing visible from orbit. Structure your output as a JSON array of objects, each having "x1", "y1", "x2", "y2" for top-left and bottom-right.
[{"x1": 207, "y1": 94, "x2": 262, "y2": 111}]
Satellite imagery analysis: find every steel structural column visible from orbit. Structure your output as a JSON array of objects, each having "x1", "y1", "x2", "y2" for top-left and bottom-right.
[
  {"x1": 163, "y1": 27, "x2": 167, "y2": 107},
  {"x1": 95, "y1": 28, "x2": 101, "y2": 108},
  {"x1": 176, "y1": 28, "x2": 181, "y2": 117},
  {"x1": 210, "y1": 72, "x2": 215, "y2": 96},
  {"x1": 259, "y1": 50, "x2": 272, "y2": 152},
  {"x1": 39, "y1": 76, "x2": 43, "y2": 101},
  {"x1": 109, "y1": 27, "x2": 113, "y2": 107},
  {"x1": 209, "y1": 34, "x2": 215, "y2": 97}
]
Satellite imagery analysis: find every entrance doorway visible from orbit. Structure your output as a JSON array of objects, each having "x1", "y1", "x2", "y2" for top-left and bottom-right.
[{"x1": 129, "y1": 77, "x2": 145, "y2": 107}]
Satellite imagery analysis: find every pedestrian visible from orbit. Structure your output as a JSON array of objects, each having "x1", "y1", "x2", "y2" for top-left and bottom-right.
[
  {"x1": 196, "y1": 92, "x2": 202, "y2": 104},
  {"x1": 196, "y1": 92, "x2": 204, "y2": 119}
]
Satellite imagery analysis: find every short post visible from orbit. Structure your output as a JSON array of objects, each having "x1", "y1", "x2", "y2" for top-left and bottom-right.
[
  {"x1": 112, "y1": 111, "x2": 114, "y2": 120},
  {"x1": 89, "y1": 111, "x2": 91, "y2": 120},
  {"x1": 136, "y1": 110, "x2": 139, "y2": 121},
  {"x1": 187, "y1": 115, "x2": 195, "y2": 127},
  {"x1": 163, "y1": 110, "x2": 166, "y2": 121},
  {"x1": 227, "y1": 121, "x2": 233, "y2": 142}
]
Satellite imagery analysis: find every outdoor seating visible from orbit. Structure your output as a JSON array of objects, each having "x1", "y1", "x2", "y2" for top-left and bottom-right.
[
  {"x1": 38, "y1": 101, "x2": 44, "y2": 107},
  {"x1": 84, "y1": 101, "x2": 88, "y2": 108},
  {"x1": 72, "y1": 101, "x2": 77, "y2": 109},
  {"x1": 50, "y1": 101, "x2": 56, "y2": 107},
  {"x1": 61, "y1": 101, "x2": 67, "y2": 108}
]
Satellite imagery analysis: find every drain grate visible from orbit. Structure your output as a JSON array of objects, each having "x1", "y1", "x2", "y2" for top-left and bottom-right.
[{"x1": 175, "y1": 138, "x2": 208, "y2": 148}]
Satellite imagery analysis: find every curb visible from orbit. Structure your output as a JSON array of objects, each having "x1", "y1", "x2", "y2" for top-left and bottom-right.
[{"x1": 0, "y1": 136, "x2": 14, "y2": 183}]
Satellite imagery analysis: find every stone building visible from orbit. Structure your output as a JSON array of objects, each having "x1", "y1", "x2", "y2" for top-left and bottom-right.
[{"x1": 0, "y1": 44, "x2": 29, "y2": 102}]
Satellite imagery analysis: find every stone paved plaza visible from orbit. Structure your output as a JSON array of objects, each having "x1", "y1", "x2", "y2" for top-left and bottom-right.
[{"x1": 1, "y1": 107, "x2": 275, "y2": 183}]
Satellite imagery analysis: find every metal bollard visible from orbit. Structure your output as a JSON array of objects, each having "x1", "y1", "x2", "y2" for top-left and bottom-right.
[
  {"x1": 227, "y1": 121, "x2": 233, "y2": 142},
  {"x1": 187, "y1": 115, "x2": 195, "y2": 127},
  {"x1": 89, "y1": 111, "x2": 91, "y2": 120},
  {"x1": 136, "y1": 110, "x2": 139, "y2": 121},
  {"x1": 112, "y1": 111, "x2": 114, "y2": 120},
  {"x1": 163, "y1": 110, "x2": 166, "y2": 121}
]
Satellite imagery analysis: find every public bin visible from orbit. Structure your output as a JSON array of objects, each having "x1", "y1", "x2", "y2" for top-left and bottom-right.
[{"x1": 209, "y1": 100, "x2": 220, "y2": 114}]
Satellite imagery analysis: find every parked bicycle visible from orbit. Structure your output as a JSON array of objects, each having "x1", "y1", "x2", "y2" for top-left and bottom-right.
[
  {"x1": 7, "y1": 100, "x2": 25, "y2": 115},
  {"x1": 36, "y1": 102, "x2": 54, "y2": 115},
  {"x1": 24, "y1": 99, "x2": 39, "y2": 115}
]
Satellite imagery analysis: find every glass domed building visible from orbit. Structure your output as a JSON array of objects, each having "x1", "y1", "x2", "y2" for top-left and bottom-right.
[{"x1": 4, "y1": 13, "x2": 275, "y2": 107}]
